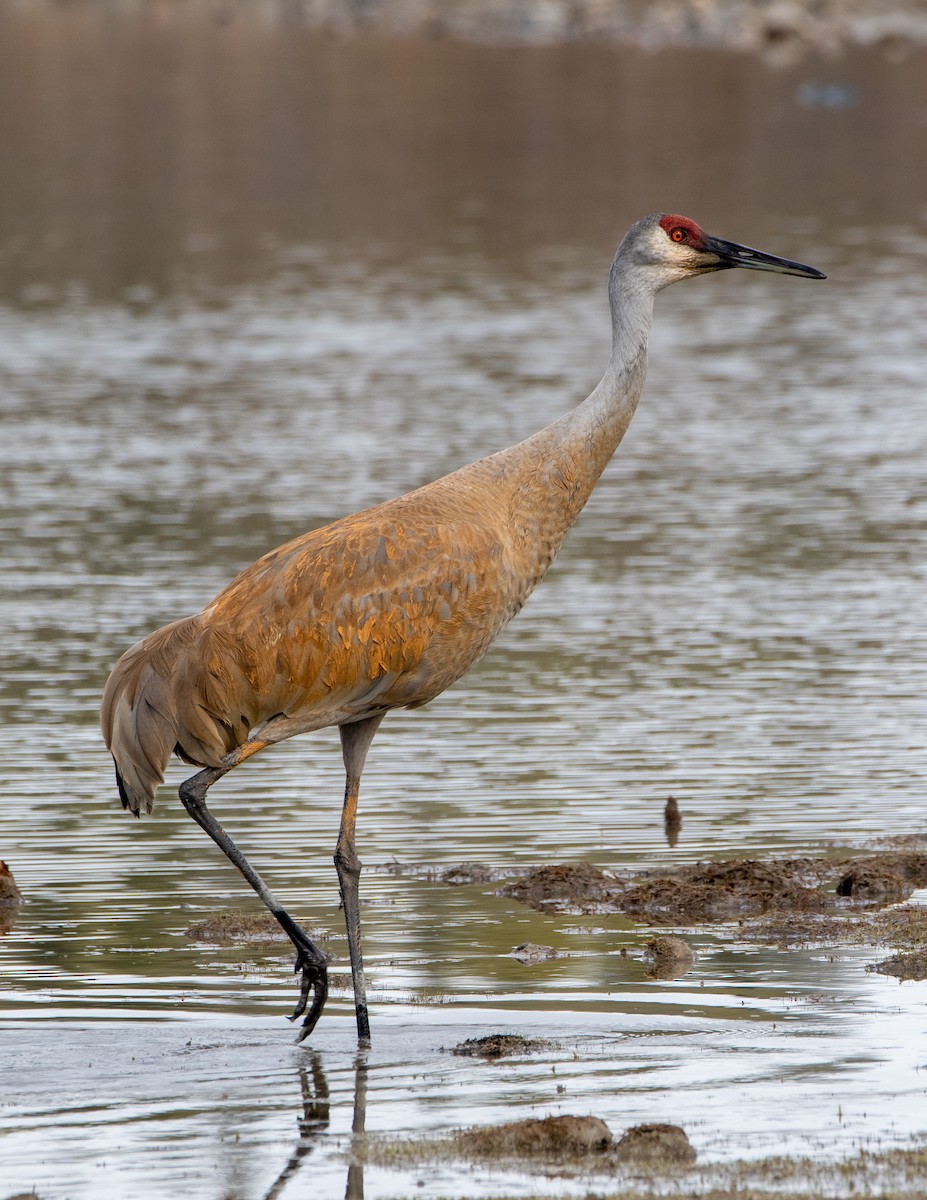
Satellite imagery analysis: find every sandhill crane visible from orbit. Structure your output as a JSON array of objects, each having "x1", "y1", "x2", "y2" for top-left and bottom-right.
[{"x1": 102, "y1": 214, "x2": 824, "y2": 1042}]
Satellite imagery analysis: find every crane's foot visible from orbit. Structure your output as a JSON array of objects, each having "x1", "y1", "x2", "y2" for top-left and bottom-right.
[
  {"x1": 289, "y1": 940, "x2": 329, "y2": 1042},
  {"x1": 284, "y1": 926, "x2": 331, "y2": 1041},
  {"x1": 271, "y1": 908, "x2": 329, "y2": 1040}
]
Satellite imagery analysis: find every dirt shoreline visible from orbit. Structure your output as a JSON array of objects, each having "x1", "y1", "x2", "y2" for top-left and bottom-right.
[
  {"x1": 15, "y1": 0, "x2": 927, "y2": 55},
  {"x1": 295, "y1": 0, "x2": 927, "y2": 54}
]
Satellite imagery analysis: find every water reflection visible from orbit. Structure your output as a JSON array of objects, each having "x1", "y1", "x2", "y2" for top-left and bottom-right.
[
  {"x1": 663, "y1": 796, "x2": 682, "y2": 847},
  {"x1": 262, "y1": 1054, "x2": 368, "y2": 1200},
  {"x1": 262, "y1": 1053, "x2": 335, "y2": 1200},
  {"x1": 3, "y1": 982, "x2": 926, "y2": 1199},
  {"x1": 345, "y1": 1053, "x2": 368, "y2": 1200},
  {"x1": 1, "y1": 3, "x2": 926, "y2": 302}
]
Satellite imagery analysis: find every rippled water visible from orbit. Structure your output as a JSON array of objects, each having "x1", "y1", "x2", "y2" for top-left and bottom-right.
[{"x1": 2, "y1": 7, "x2": 927, "y2": 1198}]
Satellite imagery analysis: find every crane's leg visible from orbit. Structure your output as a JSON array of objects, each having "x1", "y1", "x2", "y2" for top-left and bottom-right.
[
  {"x1": 178, "y1": 738, "x2": 330, "y2": 1039},
  {"x1": 336, "y1": 714, "x2": 385, "y2": 1043}
]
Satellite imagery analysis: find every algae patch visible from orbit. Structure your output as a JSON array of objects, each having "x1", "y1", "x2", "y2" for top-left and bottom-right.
[
  {"x1": 450, "y1": 1034, "x2": 554, "y2": 1059},
  {"x1": 183, "y1": 909, "x2": 297, "y2": 945}
]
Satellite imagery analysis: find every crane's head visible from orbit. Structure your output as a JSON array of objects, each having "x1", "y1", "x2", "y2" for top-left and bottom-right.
[{"x1": 621, "y1": 214, "x2": 826, "y2": 287}]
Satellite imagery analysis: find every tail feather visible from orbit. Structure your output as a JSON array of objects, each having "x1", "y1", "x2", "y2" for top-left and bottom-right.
[
  {"x1": 102, "y1": 617, "x2": 198, "y2": 815},
  {"x1": 101, "y1": 615, "x2": 250, "y2": 815},
  {"x1": 113, "y1": 757, "x2": 135, "y2": 815},
  {"x1": 103, "y1": 654, "x2": 179, "y2": 815}
]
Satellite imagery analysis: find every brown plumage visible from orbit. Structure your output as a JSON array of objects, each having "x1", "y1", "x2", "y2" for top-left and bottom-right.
[
  {"x1": 102, "y1": 214, "x2": 824, "y2": 1043},
  {"x1": 101, "y1": 435, "x2": 602, "y2": 814}
]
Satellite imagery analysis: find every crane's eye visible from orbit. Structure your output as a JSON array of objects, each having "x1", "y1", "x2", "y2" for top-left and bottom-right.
[{"x1": 670, "y1": 227, "x2": 688, "y2": 243}]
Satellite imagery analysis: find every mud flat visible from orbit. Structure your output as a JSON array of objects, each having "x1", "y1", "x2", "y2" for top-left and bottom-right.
[
  {"x1": 367, "y1": 1123, "x2": 927, "y2": 1198},
  {"x1": 430, "y1": 845, "x2": 927, "y2": 979},
  {"x1": 495, "y1": 847, "x2": 927, "y2": 921}
]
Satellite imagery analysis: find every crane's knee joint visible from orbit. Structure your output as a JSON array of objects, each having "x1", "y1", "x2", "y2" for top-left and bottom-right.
[
  {"x1": 334, "y1": 846, "x2": 362, "y2": 878},
  {"x1": 178, "y1": 779, "x2": 204, "y2": 811},
  {"x1": 179, "y1": 765, "x2": 223, "y2": 813}
]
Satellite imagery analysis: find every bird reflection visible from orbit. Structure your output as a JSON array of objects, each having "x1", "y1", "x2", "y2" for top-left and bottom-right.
[
  {"x1": 261, "y1": 1053, "x2": 330, "y2": 1200},
  {"x1": 261, "y1": 1050, "x2": 368, "y2": 1200},
  {"x1": 345, "y1": 1050, "x2": 368, "y2": 1200}
]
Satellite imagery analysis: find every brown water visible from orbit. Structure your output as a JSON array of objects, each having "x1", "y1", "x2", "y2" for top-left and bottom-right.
[{"x1": 2, "y1": 6, "x2": 927, "y2": 1198}]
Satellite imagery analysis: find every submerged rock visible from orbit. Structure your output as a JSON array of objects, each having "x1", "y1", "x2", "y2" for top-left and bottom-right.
[{"x1": 615, "y1": 1122, "x2": 697, "y2": 1168}]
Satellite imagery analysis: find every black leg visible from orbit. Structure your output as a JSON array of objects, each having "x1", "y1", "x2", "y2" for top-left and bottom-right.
[
  {"x1": 336, "y1": 715, "x2": 385, "y2": 1043},
  {"x1": 178, "y1": 740, "x2": 329, "y2": 1039}
]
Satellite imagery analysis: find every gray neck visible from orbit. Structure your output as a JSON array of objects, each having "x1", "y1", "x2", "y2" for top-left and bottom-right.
[
  {"x1": 558, "y1": 251, "x2": 657, "y2": 477},
  {"x1": 583, "y1": 248, "x2": 653, "y2": 427},
  {"x1": 493, "y1": 253, "x2": 658, "y2": 575},
  {"x1": 608, "y1": 249, "x2": 658, "y2": 383}
]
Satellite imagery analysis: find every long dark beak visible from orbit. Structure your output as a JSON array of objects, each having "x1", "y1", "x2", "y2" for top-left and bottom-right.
[{"x1": 704, "y1": 234, "x2": 826, "y2": 279}]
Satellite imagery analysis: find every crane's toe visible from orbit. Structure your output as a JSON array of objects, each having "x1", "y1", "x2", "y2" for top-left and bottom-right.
[{"x1": 289, "y1": 944, "x2": 329, "y2": 1040}]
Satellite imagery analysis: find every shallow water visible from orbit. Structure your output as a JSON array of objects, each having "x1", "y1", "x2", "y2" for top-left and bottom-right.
[{"x1": 2, "y1": 7, "x2": 927, "y2": 1198}]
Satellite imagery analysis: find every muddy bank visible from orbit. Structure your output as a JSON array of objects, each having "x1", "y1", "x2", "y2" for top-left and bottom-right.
[
  {"x1": 304, "y1": 848, "x2": 927, "y2": 986},
  {"x1": 371, "y1": 1113, "x2": 695, "y2": 1171},
  {"x1": 486, "y1": 849, "x2": 927, "y2": 981},
  {"x1": 870, "y1": 948, "x2": 927, "y2": 981},
  {"x1": 495, "y1": 850, "x2": 927, "y2": 924},
  {"x1": 411, "y1": 846, "x2": 927, "y2": 975},
  {"x1": 746, "y1": 899, "x2": 927, "y2": 956},
  {"x1": 456, "y1": 1113, "x2": 615, "y2": 1159},
  {"x1": 367, "y1": 1121, "x2": 927, "y2": 1197}
]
